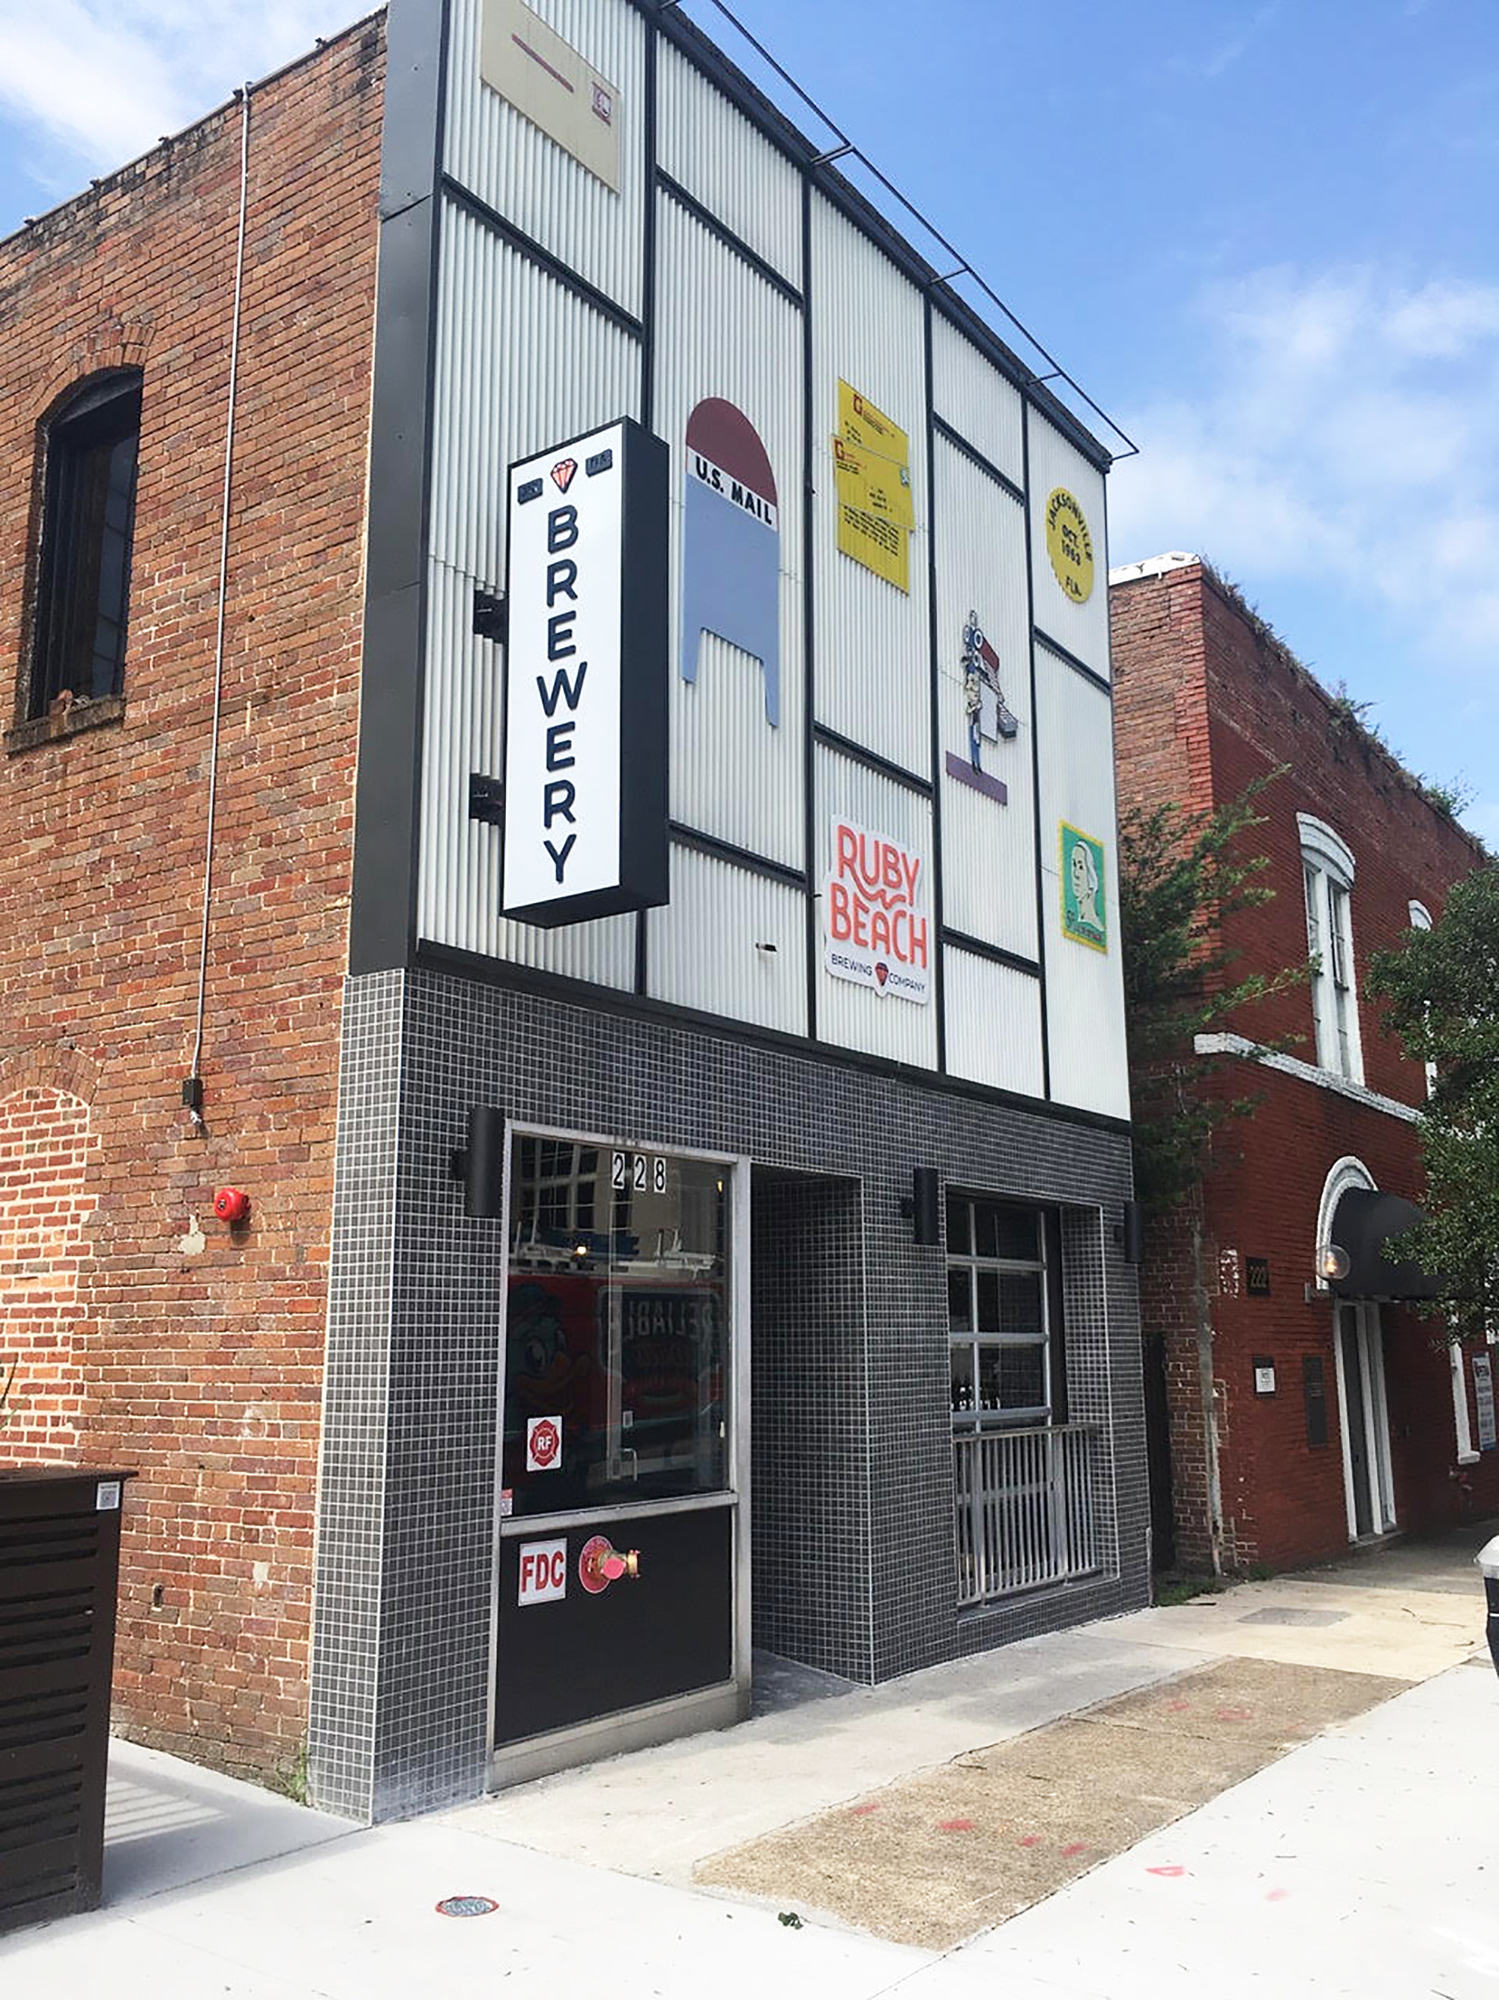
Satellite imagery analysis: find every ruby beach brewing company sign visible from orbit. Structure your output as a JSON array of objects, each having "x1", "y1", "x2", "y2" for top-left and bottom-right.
[
  {"x1": 823, "y1": 819, "x2": 931, "y2": 1003},
  {"x1": 502, "y1": 418, "x2": 669, "y2": 927}
]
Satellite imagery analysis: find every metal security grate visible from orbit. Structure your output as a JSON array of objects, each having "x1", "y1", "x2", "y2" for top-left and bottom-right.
[{"x1": 953, "y1": 1423, "x2": 1101, "y2": 1606}]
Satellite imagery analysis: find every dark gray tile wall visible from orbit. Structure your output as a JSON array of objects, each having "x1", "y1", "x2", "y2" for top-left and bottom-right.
[
  {"x1": 308, "y1": 969, "x2": 404, "y2": 1820},
  {"x1": 750, "y1": 1173, "x2": 871, "y2": 1677},
  {"x1": 311, "y1": 962, "x2": 1147, "y2": 1817}
]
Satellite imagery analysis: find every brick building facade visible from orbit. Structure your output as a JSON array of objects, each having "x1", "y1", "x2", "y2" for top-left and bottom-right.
[
  {"x1": 0, "y1": 23, "x2": 384, "y2": 1779},
  {"x1": 0, "y1": 0, "x2": 1147, "y2": 1817},
  {"x1": 1111, "y1": 553, "x2": 1496, "y2": 1573}
]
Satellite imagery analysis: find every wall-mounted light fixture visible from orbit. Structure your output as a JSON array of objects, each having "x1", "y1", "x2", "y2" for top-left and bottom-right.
[
  {"x1": 1316, "y1": 1241, "x2": 1351, "y2": 1283},
  {"x1": 1114, "y1": 1199, "x2": 1144, "y2": 1266},
  {"x1": 898, "y1": 1167, "x2": 941, "y2": 1246},
  {"x1": 450, "y1": 1105, "x2": 505, "y2": 1219}
]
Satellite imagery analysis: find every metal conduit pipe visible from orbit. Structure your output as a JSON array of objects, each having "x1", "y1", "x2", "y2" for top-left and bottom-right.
[{"x1": 183, "y1": 82, "x2": 252, "y2": 1133}]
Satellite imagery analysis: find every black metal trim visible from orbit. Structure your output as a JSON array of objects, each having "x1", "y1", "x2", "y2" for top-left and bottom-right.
[
  {"x1": 813, "y1": 723, "x2": 933, "y2": 798},
  {"x1": 1021, "y1": 404, "x2": 1051, "y2": 1098},
  {"x1": 923, "y1": 298, "x2": 946, "y2": 1076},
  {"x1": 347, "y1": 0, "x2": 451, "y2": 976},
  {"x1": 468, "y1": 774, "x2": 504, "y2": 825},
  {"x1": 412, "y1": 939, "x2": 1134, "y2": 1138},
  {"x1": 1036, "y1": 628, "x2": 1112, "y2": 697},
  {"x1": 440, "y1": 173, "x2": 645, "y2": 341},
  {"x1": 472, "y1": 588, "x2": 506, "y2": 642},
  {"x1": 800, "y1": 174, "x2": 818, "y2": 1043},
  {"x1": 637, "y1": 12, "x2": 661, "y2": 1000},
  {"x1": 932, "y1": 415, "x2": 1025, "y2": 507},
  {"x1": 669, "y1": 822, "x2": 808, "y2": 891},
  {"x1": 942, "y1": 929, "x2": 1042, "y2": 980},
  {"x1": 657, "y1": 170, "x2": 804, "y2": 307}
]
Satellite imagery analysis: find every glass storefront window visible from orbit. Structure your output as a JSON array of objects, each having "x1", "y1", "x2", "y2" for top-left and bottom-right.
[
  {"x1": 503, "y1": 1136, "x2": 730, "y2": 1517},
  {"x1": 946, "y1": 1193, "x2": 1051, "y2": 1429}
]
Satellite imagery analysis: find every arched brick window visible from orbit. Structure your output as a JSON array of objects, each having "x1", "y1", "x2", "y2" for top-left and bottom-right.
[{"x1": 27, "y1": 369, "x2": 143, "y2": 719}]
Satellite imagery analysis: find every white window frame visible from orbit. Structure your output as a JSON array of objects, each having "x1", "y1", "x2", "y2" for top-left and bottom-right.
[
  {"x1": 1451, "y1": 1341, "x2": 1480, "y2": 1466},
  {"x1": 946, "y1": 1197, "x2": 1051, "y2": 1429},
  {"x1": 1298, "y1": 814, "x2": 1363, "y2": 1084},
  {"x1": 1407, "y1": 901, "x2": 1438, "y2": 1099}
]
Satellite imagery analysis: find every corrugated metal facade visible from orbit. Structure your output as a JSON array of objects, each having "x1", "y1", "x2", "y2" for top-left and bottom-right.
[
  {"x1": 648, "y1": 845, "x2": 807, "y2": 1034},
  {"x1": 419, "y1": 196, "x2": 639, "y2": 956},
  {"x1": 444, "y1": 0, "x2": 646, "y2": 318},
  {"x1": 428, "y1": 199, "x2": 641, "y2": 588},
  {"x1": 1035, "y1": 648, "x2": 1130, "y2": 1120},
  {"x1": 943, "y1": 947, "x2": 1045, "y2": 1098},
  {"x1": 417, "y1": 1, "x2": 1126, "y2": 1123},
  {"x1": 654, "y1": 191, "x2": 805, "y2": 869},
  {"x1": 1026, "y1": 405, "x2": 1111, "y2": 682},
  {"x1": 814, "y1": 745, "x2": 938, "y2": 1072},
  {"x1": 808, "y1": 193, "x2": 932, "y2": 776},
  {"x1": 655, "y1": 40, "x2": 802, "y2": 287},
  {"x1": 931, "y1": 435, "x2": 1036, "y2": 961},
  {"x1": 930, "y1": 314, "x2": 1024, "y2": 490}
]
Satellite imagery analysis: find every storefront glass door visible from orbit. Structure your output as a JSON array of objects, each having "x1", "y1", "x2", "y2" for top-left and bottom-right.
[{"x1": 491, "y1": 1132, "x2": 747, "y2": 1777}]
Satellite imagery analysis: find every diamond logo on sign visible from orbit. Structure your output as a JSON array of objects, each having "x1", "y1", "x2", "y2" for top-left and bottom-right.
[
  {"x1": 526, "y1": 1414, "x2": 562, "y2": 1471},
  {"x1": 550, "y1": 457, "x2": 577, "y2": 492}
]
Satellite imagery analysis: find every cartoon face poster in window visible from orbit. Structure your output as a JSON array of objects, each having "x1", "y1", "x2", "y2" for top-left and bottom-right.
[{"x1": 1059, "y1": 823, "x2": 1107, "y2": 952}]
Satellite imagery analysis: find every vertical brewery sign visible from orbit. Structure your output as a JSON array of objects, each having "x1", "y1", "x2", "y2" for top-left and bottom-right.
[{"x1": 502, "y1": 418, "x2": 670, "y2": 927}]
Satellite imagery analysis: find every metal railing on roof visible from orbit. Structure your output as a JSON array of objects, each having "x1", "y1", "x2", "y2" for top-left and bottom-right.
[{"x1": 655, "y1": 0, "x2": 1138, "y2": 462}]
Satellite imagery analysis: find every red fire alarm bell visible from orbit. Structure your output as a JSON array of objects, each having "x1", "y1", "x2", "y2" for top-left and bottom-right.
[{"x1": 213, "y1": 1187, "x2": 251, "y2": 1225}]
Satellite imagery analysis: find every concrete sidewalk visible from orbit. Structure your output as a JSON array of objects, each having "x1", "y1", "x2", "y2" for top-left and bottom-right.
[{"x1": 2, "y1": 1524, "x2": 1495, "y2": 1997}]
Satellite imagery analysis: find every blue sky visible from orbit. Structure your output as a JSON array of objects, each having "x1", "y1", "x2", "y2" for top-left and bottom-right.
[{"x1": 1, "y1": 0, "x2": 1494, "y2": 844}]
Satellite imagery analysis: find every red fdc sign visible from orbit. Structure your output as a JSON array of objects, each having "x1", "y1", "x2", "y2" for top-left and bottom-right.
[{"x1": 517, "y1": 1537, "x2": 567, "y2": 1605}]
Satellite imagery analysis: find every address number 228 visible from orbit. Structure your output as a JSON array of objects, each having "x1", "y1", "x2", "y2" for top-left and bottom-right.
[{"x1": 612, "y1": 1150, "x2": 667, "y2": 1194}]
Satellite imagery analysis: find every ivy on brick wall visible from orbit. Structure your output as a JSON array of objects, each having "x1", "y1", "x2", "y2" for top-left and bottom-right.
[
  {"x1": 1369, "y1": 864, "x2": 1499, "y2": 1338},
  {"x1": 1120, "y1": 770, "x2": 1309, "y2": 1212}
]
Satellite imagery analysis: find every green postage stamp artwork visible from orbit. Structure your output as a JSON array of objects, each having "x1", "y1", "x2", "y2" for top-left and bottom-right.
[{"x1": 1059, "y1": 822, "x2": 1107, "y2": 952}]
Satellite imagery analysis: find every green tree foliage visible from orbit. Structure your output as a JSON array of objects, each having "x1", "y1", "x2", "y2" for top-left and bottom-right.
[
  {"x1": 1368, "y1": 866, "x2": 1499, "y2": 1336},
  {"x1": 1120, "y1": 774, "x2": 1307, "y2": 1211}
]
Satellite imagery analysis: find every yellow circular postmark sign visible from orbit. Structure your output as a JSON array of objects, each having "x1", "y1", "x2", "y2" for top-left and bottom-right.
[{"x1": 1045, "y1": 487, "x2": 1094, "y2": 605}]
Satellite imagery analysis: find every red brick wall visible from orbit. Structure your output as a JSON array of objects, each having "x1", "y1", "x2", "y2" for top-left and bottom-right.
[
  {"x1": 0, "y1": 1083, "x2": 96, "y2": 1455},
  {"x1": 0, "y1": 22, "x2": 383, "y2": 1778},
  {"x1": 1113, "y1": 561, "x2": 1497, "y2": 1570}
]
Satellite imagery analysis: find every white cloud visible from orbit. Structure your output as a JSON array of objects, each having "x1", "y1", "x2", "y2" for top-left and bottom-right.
[
  {"x1": 1109, "y1": 265, "x2": 1499, "y2": 672},
  {"x1": 0, "y1": 0, "x2": 362, "y2": 189},
  {"x1": 1169, "y1": 4, "x2": 1279, "y2": 82}
]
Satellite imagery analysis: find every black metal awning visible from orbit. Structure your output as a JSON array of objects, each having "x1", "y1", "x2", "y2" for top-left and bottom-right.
[{"x1": 1327, "y1": 1188, "x2": 1445, "y2": 1302}]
